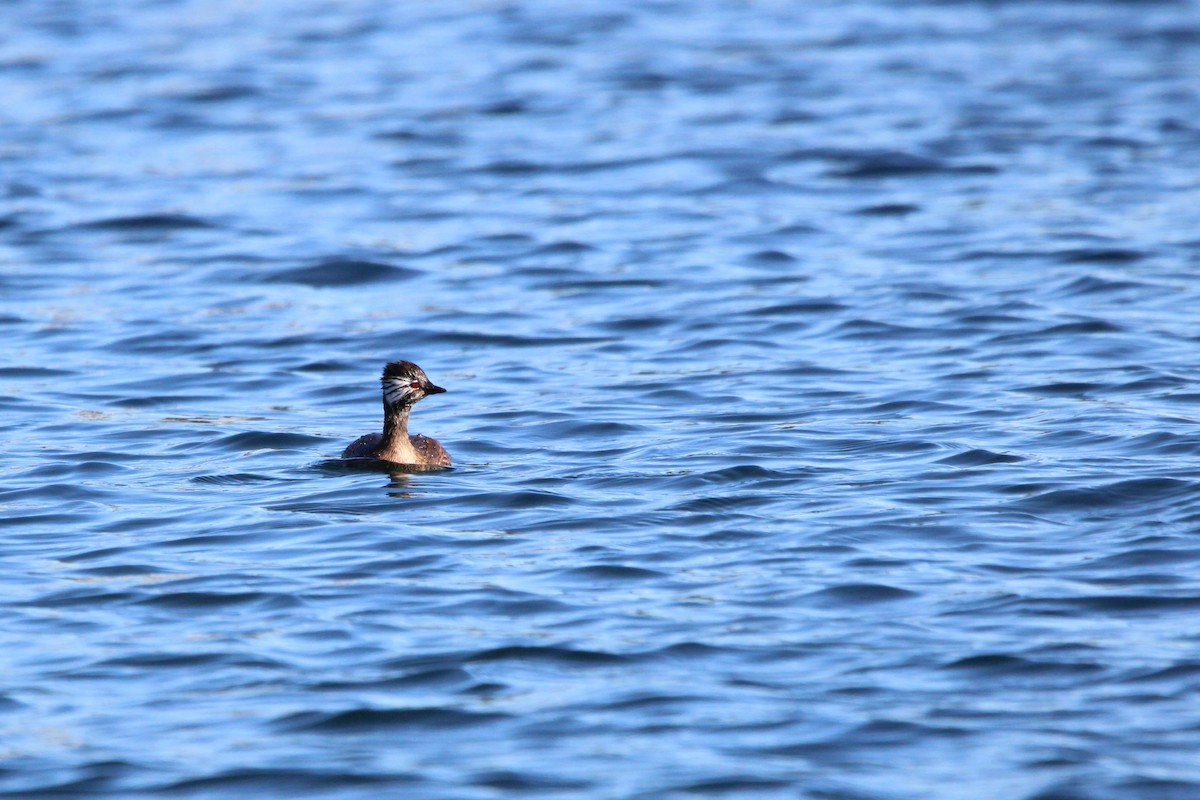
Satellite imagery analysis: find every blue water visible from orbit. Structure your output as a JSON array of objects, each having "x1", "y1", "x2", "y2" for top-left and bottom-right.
[{"x1": 4, "y1": 1, "x2": 1200, "y2": 797}]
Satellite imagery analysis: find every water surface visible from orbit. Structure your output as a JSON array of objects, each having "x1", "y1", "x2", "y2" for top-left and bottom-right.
[{"x1": 3, "y1": 1, "x2": 1200, "y2": 798}]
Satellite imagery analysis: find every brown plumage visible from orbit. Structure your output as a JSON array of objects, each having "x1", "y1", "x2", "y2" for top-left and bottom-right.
[{"x1": 342, "y1": 361, "x2": 451, "y2": 467}]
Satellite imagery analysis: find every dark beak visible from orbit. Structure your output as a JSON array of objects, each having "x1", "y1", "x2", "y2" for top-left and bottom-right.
[{"x1": 425, "y1": 382, "x2": 447, "y2": 395}]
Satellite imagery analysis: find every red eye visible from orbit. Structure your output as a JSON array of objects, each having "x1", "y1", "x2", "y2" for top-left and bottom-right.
[{"x1": 410, "y1": 381, "x2": 421, "y2": 389}]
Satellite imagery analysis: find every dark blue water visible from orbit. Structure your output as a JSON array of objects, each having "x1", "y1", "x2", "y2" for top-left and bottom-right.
[{"x1": 4, "y1": 1, "x2": 1200, "y2": 797}]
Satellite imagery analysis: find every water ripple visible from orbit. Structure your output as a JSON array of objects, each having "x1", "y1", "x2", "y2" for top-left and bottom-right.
[{"x1": 3, "y1": 1, "x2": 1200, "y2": 798}]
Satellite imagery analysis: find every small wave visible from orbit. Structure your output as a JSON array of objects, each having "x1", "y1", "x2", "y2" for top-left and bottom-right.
[
  {"x1": 1017, "y1": 382, "x2": 1103, "y2": 397},
  {"x1": 279, "y1": 706, "x2": 508, "y2": 733},
  {"x1": 447, "y1": 490, "x2": 573, "y2": 510},
  {"x1": 854, "y1": 202, "x2": 920, "y2": 216},
  {"x1": 603, "y1": 692, "x2": 705, "y2": 710},
  {"x1": 472, "y1": 770, "x2": 592, "y2": 791},
  {"x1": 1121, "y1": 663, "x2": 1200, "y2": 683},
  {"x1": 0, "y1": 367, "x2": 74, "y2": 378},
  {"x1": 98, "y1": 652, "x2": 283, "y2": 670},
  {"x1": 177, "y1": 84, "x2": 259, "y2": 103},
  {"x1": 865, "y1": 399, "x2": 963, "y2": 415},
  {"x1": 822, "y1": 150, "x2": 995, "y2": 178},
  {"x1": 474, "y1": 159, "x2": 546, "y2": 174},
  {"x1": 108, "y1": 394, "x2": 218, "y2": 408},
  {"x1": 801, "y1": 583, "x2": 918, "y2": 606},
  {"x1": 262, "y1": 259, "x2": 421, "y2": 287},
  {"x1": 937, "y1": 449, "x2": 1024, "y2": 466},
  {"x1": 441, "y1": 597, "x2": 573, "y2": 616},
  {"x1": 534, "y1": 278, "x2": 667, "y2": 291},
  {"x1": 1056, "y1": 275, "x2": 1152, "y2": 296},
  {"x1": 831, "y1": 319, "x2": 930, "y2": 340},
  {"x1": 192, "y1": 472, "x2": 286, "y2": 485},
  {"x1": 536, "y1": 240, "x2": 594, "y2": 254},
  {"x1": 826, "y1": 438, "x2": 940, "y2": 455},
  {"x1": 991, "y1": 320, "x2": 1125, "y2": 343},
  {"x1": 669, "y1": 777, "x2": 792, "y2": 794},
  {"x1": 745, "y1": 249, "x2": 795, "y2": 263},
  {"x1": 107, "y1": 331, "x2": 216, "y2": 355},
  {"x1": 690, "y1": 465, "x2": 802, "y2": 484},
  {"x1": 468, "y1": 645, "x2": 627, "y2": 666},
  {"x1": 1054, "y1": 247, "x2": 1145, "y2": 264},
  {"x1": 26, "y1": 461, "x2": 129, "y2": 479},
  {"x1": 596, "y1": 315, "x2": 674, "y2": 332},
  {"x1": 135, "y1": 591, "x2": 301, "y2": 611},
  {"x1": 944, "y1": 654, "x2": 1105, "y2": 677},
  {"x1": 72, "y1": 213, "x2": 216, "y2": 231},
  {"x1": 1083, "y1": 547, "x2": 1200, "y2": 571},
  {"x1": 214, "y1": 431, "x2": 329, "y2": 450},
  {"x1": 1034, "y1": 595, "x2": 1200, "y2": 614},
  {"x1": 559, "y1": 565, "x2": 665, "y2": 581},
  {"x1": 760, "y1": 719, "x2": 969, "y2": 757},
  {"x1": 25, "y1": 588, "x2": 137, "y2": 608},
  {"x1": 670, "y1": 494, "x2": 776, "y2": 512},
  {"x1": 1116, "y1": 778, "x2": 1200, "y2": 799},
  {"x1": 424, "y1": 331, "x2": 615, "y2": 348},
  {"x1": 156, "y1": 768, "x2": 416, "y2": 794},
  {"x1": 749, "y1": 300, "x2": 846, "y2": 316},
  {"x1": 1016, "y1": 478, "x2": 1196, "y2": 513},
  {"x1": 525, "y1": 420, "x2": 644, "y2": 439},
  {"x1": 319, "y1": 667, "x2": 476, "y2": 691}
]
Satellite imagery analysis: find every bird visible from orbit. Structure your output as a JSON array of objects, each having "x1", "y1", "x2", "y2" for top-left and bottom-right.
[{"x1": 341, "y1": 360, "x2": 451, "y2": 467}]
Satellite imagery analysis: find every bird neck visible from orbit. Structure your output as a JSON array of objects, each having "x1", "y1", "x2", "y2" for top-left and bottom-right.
[
  {"x1": 382, "y1": 400, "x2": 412, "y2": 444},
  {"x1": 378, "y1": 401, "x2": 423, "y2": 463}
]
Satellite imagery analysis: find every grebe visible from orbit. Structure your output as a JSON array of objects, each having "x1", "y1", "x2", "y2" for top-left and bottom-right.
[{"x1": 341, "y1": 361, "x2": 451, "y2": 467}]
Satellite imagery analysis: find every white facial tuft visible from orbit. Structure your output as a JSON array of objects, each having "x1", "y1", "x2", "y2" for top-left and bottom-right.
[
  {"x1": 382, "y1": 370, "x2": 425, "y2": 408},
  {"x1": 386, "y1": 379, "x2": 420, "y2": 410}
]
